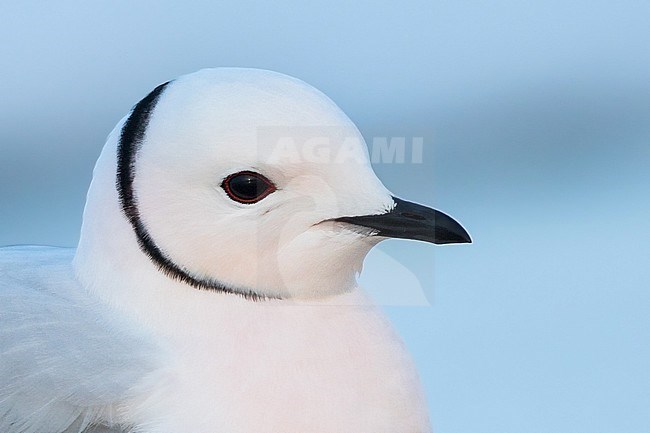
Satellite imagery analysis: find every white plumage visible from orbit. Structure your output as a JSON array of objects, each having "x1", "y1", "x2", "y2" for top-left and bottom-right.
[
  {"x1": 0, "y1": 246, "x2": 158, "y2": 433},
  {"x1": 1, "y1": 68, "x2": 469, "y2": 432}
]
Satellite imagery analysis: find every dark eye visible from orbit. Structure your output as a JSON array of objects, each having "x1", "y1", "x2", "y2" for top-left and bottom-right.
[{"x1": 221, "y1": 171, "x2": 276, "y2": 204}]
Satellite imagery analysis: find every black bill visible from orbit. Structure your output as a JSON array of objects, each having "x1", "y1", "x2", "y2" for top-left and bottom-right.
[{"x1": 335, "y1": 197, "x2": 471, "y2": 245}]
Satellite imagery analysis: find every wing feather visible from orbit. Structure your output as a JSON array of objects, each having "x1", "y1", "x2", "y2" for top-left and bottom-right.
[{"x1": 0, "y1": 246, "x2": 160, "y2": 433}]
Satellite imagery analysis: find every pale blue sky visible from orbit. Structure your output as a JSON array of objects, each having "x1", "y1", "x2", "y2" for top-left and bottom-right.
[{"x1": 1, "y1": 1, "x2": 649, "y2": 432}]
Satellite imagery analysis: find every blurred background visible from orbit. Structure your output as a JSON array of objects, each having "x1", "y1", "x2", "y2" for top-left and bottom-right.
[{"x1": 1, "y1": 1, "x2": 649, "y2": 432}]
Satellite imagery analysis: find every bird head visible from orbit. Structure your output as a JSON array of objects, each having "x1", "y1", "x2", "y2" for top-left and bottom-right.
[{"x1": 76, "y1": 68, "x2": 470, "y2": 302}]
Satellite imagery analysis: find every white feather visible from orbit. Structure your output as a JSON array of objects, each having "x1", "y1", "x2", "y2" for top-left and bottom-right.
[{"x1": 0, "y1": 246, "x2": 161, "y2": 433}]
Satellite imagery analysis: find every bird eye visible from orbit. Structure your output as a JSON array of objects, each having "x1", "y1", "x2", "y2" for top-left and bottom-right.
[{"x1": 221, "y1": 171, "x2": 276, "y2": 204}]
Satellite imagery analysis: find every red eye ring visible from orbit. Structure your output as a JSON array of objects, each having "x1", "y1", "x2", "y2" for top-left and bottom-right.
[{"x1": 221, "y1": 171, "x2": 276, "y2": 204}]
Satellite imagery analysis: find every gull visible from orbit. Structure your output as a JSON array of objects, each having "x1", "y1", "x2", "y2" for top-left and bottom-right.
[{"x1": 0, "y1": 68, "x2": 470, "y2": 433}]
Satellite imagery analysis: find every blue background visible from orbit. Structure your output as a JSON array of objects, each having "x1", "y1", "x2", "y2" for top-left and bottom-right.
[{"x1": 1, "y1": 1, "x2": 649, "y2": 432}]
